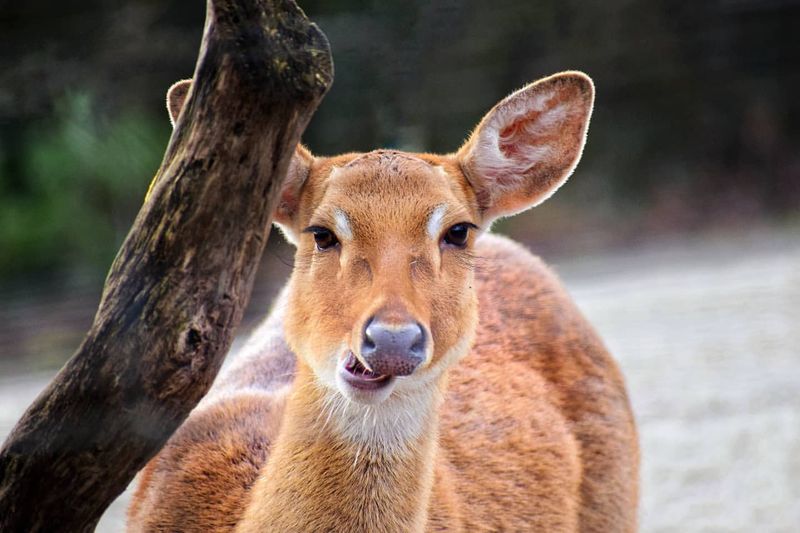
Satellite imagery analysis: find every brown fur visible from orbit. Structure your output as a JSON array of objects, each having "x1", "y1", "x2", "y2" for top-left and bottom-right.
[{"x1": 128, "y1": 72, "x2": 638, "y2": 532}]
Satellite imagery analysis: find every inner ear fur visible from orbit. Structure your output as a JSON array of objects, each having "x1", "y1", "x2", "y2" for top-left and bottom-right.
[{"x1": 456, "y1": 71, "x2": 595, "y2": 223}]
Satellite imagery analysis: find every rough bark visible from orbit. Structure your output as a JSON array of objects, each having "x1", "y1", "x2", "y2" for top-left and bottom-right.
[{"x1": 0, "y1": 1, "x2": 332, "y2": 531}]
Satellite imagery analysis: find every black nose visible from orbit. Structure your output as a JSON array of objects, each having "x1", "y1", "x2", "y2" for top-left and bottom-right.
[{"x1": 361, "y1": 319, "x2": 426, "y2": 376}]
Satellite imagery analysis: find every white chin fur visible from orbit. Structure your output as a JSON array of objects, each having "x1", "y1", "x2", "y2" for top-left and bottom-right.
[{"x1": 314, "y1": 338, "x2": 473, "y2": 456}]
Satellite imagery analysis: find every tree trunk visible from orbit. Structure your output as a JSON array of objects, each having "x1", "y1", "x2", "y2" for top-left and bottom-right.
[{"x1": 0, "y1": 1, "x2": 332, "y2": 531}]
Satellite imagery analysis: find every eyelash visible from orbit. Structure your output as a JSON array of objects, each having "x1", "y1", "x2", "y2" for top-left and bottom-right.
[
  {"x1": 303, "y1": 226, "x2": 339, "y2": 251},
  {"x1": 442, "y1": 222, "x2": 478, "y2": 248}
]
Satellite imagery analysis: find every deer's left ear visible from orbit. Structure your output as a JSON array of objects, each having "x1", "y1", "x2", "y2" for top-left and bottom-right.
[{"x1": 456, "y1": 71, "x2": 594, "y2": 223}]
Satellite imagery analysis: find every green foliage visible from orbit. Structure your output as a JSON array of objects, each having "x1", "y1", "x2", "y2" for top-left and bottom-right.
[
  {"x1": 0, "y1": 93, "x2": 168, "y2": 277},
  {"x1": 0, "y1": 0, "x2": 797, "y2": 278}
]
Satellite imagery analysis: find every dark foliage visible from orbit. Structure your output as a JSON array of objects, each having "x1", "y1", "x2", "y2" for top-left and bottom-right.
[{"x1": 1, "y1": 0, "x2": 798, "y2": 276}]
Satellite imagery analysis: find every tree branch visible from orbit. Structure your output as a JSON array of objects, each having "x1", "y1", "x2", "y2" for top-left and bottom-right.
[{"x1": 0, "y1": 1, "x2": 332, "y2": 531}]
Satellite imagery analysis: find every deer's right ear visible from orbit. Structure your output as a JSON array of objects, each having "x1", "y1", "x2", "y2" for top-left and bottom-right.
[
  {"x1": 166, "y1": 79, "x2": 193, "y2": 127},
  {"x1": 273, "y1": 144, "x2": 313, "y2": 245},
  {"x1": 165, "y1": 79, "x2": 311, "y2": 244}
]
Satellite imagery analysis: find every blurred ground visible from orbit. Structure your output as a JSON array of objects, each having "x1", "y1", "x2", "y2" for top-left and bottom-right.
[
  {"x1": 1, "y1": 227, "x2": 798, "y2": 531},
  {"x1": 558, "y1": 228, "x2": 800, "y2": 532}
]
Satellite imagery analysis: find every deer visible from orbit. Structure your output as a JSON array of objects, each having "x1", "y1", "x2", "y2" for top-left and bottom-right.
[{"x1": 127, "y1": 71, "x2": 639, "y2": 532}]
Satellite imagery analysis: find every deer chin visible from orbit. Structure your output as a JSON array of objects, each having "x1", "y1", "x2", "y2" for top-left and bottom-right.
[{"x1": 336, "y1": 352, "x2": 397, "y2": 404}]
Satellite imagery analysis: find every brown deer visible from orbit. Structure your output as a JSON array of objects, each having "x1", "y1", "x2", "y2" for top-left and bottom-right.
[{"x1": 128, "y1": 71, "x2": 639, "y2": 532}]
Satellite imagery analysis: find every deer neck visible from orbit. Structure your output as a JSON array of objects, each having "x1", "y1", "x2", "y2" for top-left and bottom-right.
[{"x1": 239, "y1": 362, "x2": 443, "y2": 533}]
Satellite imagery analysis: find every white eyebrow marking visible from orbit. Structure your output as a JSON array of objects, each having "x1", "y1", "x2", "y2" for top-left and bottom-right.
[
  {"x1": 426, "y1": 204, "x2": 447, "y2": 240},
  {"x1": 334, "y1": 208, "x2": 353, "y2": 240}
]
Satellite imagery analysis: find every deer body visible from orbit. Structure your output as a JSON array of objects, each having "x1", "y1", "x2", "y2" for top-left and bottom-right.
[{"x1": 129, "y1": 72, "x2": 639, "y2": 532}]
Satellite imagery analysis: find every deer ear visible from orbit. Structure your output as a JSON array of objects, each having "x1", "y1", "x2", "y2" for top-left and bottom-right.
[
  {"x1": 165, "y1": 79, "x2": 311, "y2": 244},
  {"x1": 166, "y1": 79, "x2": 192, "y2": 127},
  {"x1": 456, "y1": 71, "x2": 594, "y2": 223},
  {"x1": 273, "y1": 144, "x2": 314, "y2": 245}
]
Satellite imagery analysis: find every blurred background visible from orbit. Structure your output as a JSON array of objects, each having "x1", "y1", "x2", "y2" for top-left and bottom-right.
[{"x1": 1, "y1": 0, "x2": 798, "y2": 531}]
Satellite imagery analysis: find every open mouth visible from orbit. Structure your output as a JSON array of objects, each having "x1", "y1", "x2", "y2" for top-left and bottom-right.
[{"x1": 340, "y1": 352, "x2": 393, "y2": 390}]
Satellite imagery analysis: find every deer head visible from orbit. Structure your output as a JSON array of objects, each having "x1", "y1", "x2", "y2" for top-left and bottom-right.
[{"x1": 166, "y1": 71, "x2": 594, "y2": 406}]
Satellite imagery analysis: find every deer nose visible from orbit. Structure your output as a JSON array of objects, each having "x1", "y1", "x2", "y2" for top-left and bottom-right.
[{"x1": 361, "y1": 319, "x2": 426, "y2": 376}]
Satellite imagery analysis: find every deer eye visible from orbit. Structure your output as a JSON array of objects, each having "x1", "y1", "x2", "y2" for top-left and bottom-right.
[
  {"x1": 443, "y1": 223, "x2": 474, "y2": 248},
  {"x1": 304, "y1": 226, "x2": 339, "y2": 251}
]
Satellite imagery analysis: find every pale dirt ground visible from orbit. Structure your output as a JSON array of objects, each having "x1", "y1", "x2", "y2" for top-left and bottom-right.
[{"x1": 1, "y1": 228, "x2": 798, "y2": 532}]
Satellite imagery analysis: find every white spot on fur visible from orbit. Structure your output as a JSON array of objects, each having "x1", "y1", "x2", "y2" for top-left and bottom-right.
[
  {"x1": 426, "y1": 204, "x2": 447, "y2": 240},
  {"x1": 273, "y1": 220, "x2": 299, "y2": 246},
  {"x1": 334, "y1": 208, "x2": 353, "y2": 240},
  {"x1": 434, "y1": 165, "x2": 450, "y2": 179}
]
